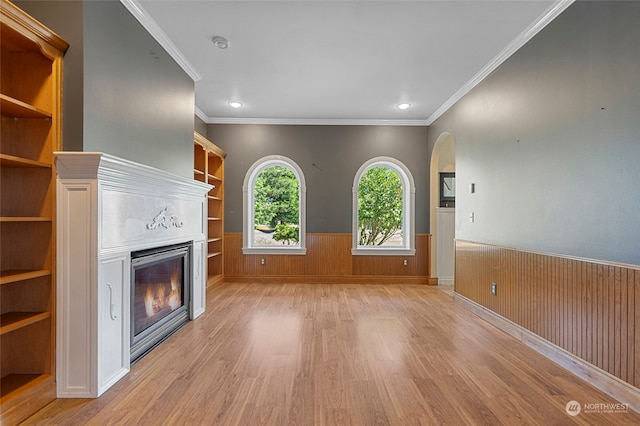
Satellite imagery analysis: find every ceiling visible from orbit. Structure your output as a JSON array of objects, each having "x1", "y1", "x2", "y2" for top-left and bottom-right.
[{"x1": 126, "y1": 0, "x2": 572, "y2": 125}]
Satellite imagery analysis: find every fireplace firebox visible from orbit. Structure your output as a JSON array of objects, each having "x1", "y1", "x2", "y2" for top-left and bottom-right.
[{"x1": 130, "y1": 242, "x2": 192, "y2": 362}]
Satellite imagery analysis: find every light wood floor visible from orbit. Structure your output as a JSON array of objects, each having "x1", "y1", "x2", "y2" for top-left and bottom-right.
[{"x1": 24, "y1": 283, "x2": 640, "y2": 425}]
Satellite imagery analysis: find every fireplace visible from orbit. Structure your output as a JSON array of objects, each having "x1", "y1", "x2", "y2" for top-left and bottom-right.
[
  {"x1": 130, "y1": 242, "x2": 192, "y2": 362},
  {"x1": 56, "y1": 152, "x2": 211, "y2": 397}
]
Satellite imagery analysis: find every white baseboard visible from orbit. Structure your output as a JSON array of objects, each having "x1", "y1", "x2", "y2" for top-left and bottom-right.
[{"x1": 454, "y1": 293, "x2": 640, "y2": 414}]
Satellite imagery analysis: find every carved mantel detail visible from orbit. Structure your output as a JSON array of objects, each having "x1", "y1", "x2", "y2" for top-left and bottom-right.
[{"x1": 147, "y1": 206, "x2": 184, "y2": 230}]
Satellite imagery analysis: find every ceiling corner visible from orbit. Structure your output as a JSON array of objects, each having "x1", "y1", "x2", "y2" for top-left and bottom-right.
[{"x1": 119, "y1": 0, "x2": 202, "y2": 82}]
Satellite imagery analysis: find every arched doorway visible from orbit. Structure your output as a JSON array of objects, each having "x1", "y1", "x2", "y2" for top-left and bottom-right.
[{"x1": 430, "y1": 132, "x2": 455, "y2": 285}]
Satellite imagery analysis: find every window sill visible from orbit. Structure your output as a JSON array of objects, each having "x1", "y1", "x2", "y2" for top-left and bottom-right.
[
  {"x1": 351, "y1": 248, "x2": 416, "y2": 256},
  {"x1": 243, "y1": 247, "x2": 307, "y2": 255}
]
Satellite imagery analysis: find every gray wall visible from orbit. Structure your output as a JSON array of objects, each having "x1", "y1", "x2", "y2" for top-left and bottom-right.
[
  {"x1": 428, "y1": 1, "x2": 640, "y2": 265},
  {"x1": 16, "y1": 1, "x2": 195, "y2": 178},
  {"x1": 207, "y1": 124, "x2": 430, "y2": 234},
  {"x1": 195, "y1": 115, "x2": 207, "y2": 136},
  {"x1": 82, "y1": 1, "x2": 194, "y2": 177}
]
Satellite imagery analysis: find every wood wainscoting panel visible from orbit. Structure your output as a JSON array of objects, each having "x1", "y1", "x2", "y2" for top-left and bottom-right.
[
  {"x1": 224, "y1": 233, "x2": 431, "y2": 284},
  {"x1": 352, "y1": 234, "x2": 429, "y2": 276},
  {"x1": 455, "y1": 240, "x2": 639, "y2": 390}
]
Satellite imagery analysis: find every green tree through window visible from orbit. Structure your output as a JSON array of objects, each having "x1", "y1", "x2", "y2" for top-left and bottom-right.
[
  {"x1": 358, "y1": 166, "x2": 403, "y2": 246},
  {"x1": 254, "y1": 165, "x2": 299, "y2": 245}
]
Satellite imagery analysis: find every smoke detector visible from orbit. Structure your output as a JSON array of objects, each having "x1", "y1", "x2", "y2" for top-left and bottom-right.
[{"x1": 212, "y1": 36, "x2": 229, "y2": 49}]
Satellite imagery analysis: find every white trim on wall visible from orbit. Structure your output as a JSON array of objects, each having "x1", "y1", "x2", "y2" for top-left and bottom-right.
[{"x1": 206, "y1": 117, "x2": 429, "y2": 126}]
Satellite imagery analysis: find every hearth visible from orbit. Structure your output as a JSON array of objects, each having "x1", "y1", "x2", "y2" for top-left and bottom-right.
[{"x1": 130, "y1": 242, "x2": 191, "y2": 362}]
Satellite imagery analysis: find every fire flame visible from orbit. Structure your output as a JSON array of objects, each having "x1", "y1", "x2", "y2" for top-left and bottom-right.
[
  {"x1": 142, "y1": 267, "x2": 182, "y2": 317},
  {"x1": 144, "y1": 286, "x2": 154, "y2": 317},
  {"x1": 169, "y1": 270, "x2": 180, "y2": 310}
]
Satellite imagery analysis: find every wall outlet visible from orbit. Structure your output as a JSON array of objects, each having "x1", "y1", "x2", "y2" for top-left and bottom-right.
[
  {"x1": 260, "y1": 258, "x2": 265, "y2": 265},
  {"x1": 403, "y1": 259, "x2": 408, "y2": 266},
  {"x1": 491, "y1": 282, "x2": 497, "y2": 296}
]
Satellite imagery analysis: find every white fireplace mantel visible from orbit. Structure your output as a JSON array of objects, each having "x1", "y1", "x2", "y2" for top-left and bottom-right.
[{"x1": 55, "y1": 152, "x2": 212, "y2": 398}]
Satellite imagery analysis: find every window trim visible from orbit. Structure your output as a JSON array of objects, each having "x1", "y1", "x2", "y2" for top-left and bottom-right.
[
  {"x1": 242, "y1": 155, "x2": 307, "y2": 255},
  {"x1": 352, "y1": 157, "x2": 416, "y2": 256}
]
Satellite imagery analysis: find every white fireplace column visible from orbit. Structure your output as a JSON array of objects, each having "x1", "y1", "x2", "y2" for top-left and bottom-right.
[{"x1": 55, "y1": 153, "x2": 211, "y2": 398}]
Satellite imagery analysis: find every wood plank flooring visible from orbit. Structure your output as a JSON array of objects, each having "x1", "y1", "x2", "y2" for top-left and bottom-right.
[{"x1": 24, "y1": 283, "x2": 640, "y2": 425}]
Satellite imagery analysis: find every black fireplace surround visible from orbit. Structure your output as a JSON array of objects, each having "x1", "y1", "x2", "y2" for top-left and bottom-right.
[{"x1": 130, "y1": 242, "x2": 192, "y2": 363}]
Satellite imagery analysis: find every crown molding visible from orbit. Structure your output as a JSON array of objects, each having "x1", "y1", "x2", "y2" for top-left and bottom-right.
[
  {"x1": 202, "y1": 116, "x2": 429, "y2": 127},
  {"x1": 194, "y1": 105, "x2": 208, "y2": 123},
  {"x1": 198, "y1": 0, "x2": 572, "y2": 128},
  {"x1": 425, "y1": 0, "x2": 575, "y2": 125},
  {"x1": 119, "y1": 0, "x2": 201, "y2": 82},
  {"x1": 124, "y1": 0, "x2": 573, "y2": 127}
]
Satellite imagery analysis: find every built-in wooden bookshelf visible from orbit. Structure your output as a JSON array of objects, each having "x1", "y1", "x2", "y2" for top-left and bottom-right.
[
  {"x1": 0, "y1": 0, "x2": 68, "y2": 423},
  {"x1": 194, "y1": 132, "x2": 226, "y2": 288}
]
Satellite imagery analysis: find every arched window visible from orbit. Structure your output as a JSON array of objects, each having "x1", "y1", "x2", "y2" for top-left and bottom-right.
[
  {"x1": 352, "y1": 157, "x2": 415, "y2": 255},
  {"x1": 243, "y1": 155, "x2": 306, "y2": 254}
]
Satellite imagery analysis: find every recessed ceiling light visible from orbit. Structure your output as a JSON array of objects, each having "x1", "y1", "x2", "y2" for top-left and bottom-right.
[
  {"x1": 212, "y1": 36, "x2": 229, "y2": 49},
  {"x1": 397, "y1": 103, "x2": 411, "y2": 110},
  {"x1": 229, "y1": 101, "x2": 242, "y2": 108}
]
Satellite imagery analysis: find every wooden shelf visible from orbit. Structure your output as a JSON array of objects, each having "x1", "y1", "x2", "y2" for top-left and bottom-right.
[
  {"x1": 0, "y1": 374, "x2": 52, "y2": 400},
  {"x1": 0, "y1": 1, "x2": 67, "y2": 422},
  {"x1": 0, "y1": 269, "x2": 51, "y2": 285},
  {"x1": 194, "y1": 131, "x2": 226, "y2": 285},
  {"x1": 0, "y1": 311, "x2": 50, "y2": 336},
  {"x1": 193, "y1": 168, "x2": 205, "y2": 176},
  {"x1": 0, "y1": 94, "x2": 52, "y2": 118},
  {"x1": 0, "y1": 154, "x2": 52, "y2": 168},
  {"x1": 0, "y1": 217, "x2": 52, "y2": 223}
]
